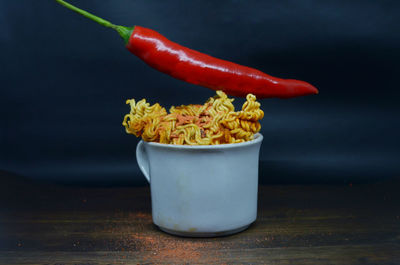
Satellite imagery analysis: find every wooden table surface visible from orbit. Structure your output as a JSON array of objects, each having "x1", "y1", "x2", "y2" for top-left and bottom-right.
[{"x1": 1, "y1": 172, "x2": 399, "y2": 265}]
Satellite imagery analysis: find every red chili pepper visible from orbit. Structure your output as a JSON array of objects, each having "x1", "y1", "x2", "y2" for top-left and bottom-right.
[{"x1": 56, "y1": 0, "x2": 318, "y2": 99}]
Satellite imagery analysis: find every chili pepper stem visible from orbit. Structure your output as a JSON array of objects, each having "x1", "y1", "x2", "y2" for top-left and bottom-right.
[{"x1": 55, "y1": 0, "x2": 133, "y2": 44}]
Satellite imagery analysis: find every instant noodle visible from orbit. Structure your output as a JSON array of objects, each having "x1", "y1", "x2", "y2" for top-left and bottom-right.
[{"x1": 122, "y1": 91, "x2": 264, "y2": 145}]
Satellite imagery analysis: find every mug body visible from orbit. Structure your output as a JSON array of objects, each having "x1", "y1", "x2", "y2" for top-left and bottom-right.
[{"x1": 136, "y1": 133, "x2": 263, "y2": 237}]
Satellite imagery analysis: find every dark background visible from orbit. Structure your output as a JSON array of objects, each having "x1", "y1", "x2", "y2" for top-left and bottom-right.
[{"x1": 1, "y1": 0, "x2": 399, "y2": 186}]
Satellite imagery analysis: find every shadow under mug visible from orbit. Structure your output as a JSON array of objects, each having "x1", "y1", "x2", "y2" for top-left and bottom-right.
[{"x1": 136, "y1": 133, "x2": 263, "y2": 237}]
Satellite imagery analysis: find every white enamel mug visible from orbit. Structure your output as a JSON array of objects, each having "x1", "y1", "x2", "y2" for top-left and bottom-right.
[{"x1": 136, "y1": 133, "x2": 263, "y2": 237}]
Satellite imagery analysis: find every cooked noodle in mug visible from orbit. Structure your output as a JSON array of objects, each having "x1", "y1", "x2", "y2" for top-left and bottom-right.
[{"x1": 122, "y1": 91, "x2": 263, "y2": 145}]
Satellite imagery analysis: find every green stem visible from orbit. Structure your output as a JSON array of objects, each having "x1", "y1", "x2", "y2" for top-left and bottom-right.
[{"x1": 55, "y1": 0, "x2": 133, "y2": 44}]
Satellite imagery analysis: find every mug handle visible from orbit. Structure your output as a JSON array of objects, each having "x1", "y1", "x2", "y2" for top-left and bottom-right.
[{"x1": 136, "y1": 140, "x2": 150, "y2": 183}]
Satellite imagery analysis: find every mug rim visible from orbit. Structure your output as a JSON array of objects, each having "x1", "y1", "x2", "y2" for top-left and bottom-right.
[{"x1": 141, "y1": 133, "x2": 263, "y2": 150}]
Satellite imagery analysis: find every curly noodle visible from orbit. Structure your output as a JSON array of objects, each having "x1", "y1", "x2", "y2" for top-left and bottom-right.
[{"x1": 122, "y1": 91, "x2": 264, "y2": 145}]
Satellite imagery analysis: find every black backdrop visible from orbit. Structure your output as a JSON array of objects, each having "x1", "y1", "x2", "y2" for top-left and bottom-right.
[{"x1": 1, "y1": 0, "x2": 399, "y2": 185}]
